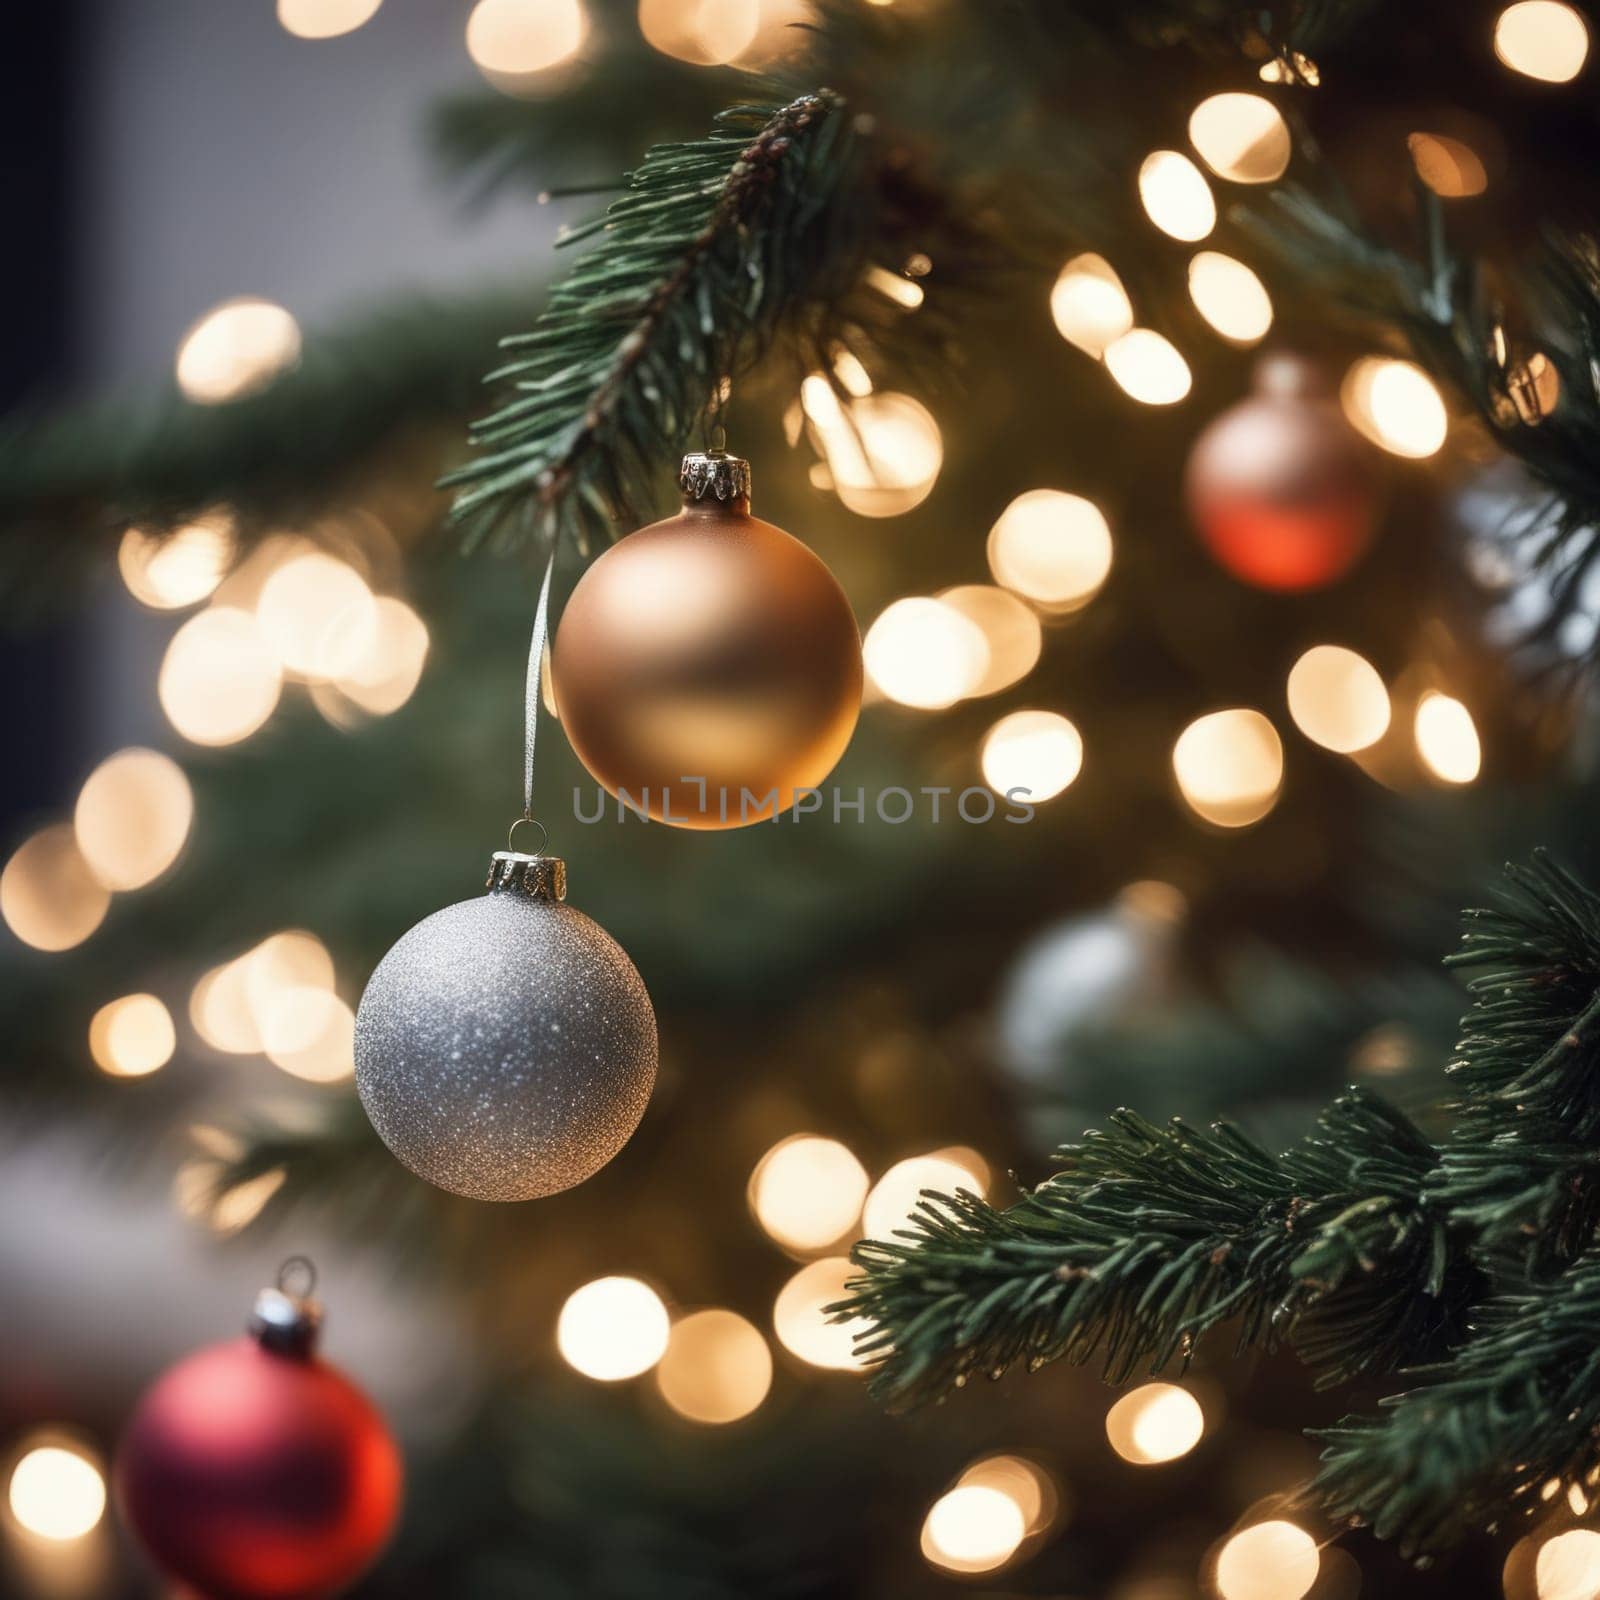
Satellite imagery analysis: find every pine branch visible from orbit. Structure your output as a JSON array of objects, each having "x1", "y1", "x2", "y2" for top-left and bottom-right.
[
  {"x1": 1428, "y1": 851, "x2": 1600, "y2": 1265},
  {"x1": 442, "y1": 93, "x2": 876, "y2": 553},
  {"x1": 841, "y1": 1090, "x2": 1464, "y2": 1411},
  {"x1": 1316, "y1": 1247, "x2": 1600, "y2": 1556}
]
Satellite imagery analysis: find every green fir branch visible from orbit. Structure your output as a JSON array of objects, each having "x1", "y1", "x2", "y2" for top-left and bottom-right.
[
  {"x1": 443, "y1": 92, "x2": 877, "y2": 553},
  {"x1": 1316, "y1": 1246, "x2": 1600, "y2": 1556},
  {"x1": 841, "y1": 1089, "x2": 1462, "y2": 1411}
]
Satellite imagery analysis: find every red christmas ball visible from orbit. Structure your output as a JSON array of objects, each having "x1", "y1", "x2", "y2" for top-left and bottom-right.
[
  {"x1": 1185, "y1": 354, "x2": 1383, "y2": 592},
  {"x1": 117, "y1": 1284, "x2": 402, "y2": 1600}
]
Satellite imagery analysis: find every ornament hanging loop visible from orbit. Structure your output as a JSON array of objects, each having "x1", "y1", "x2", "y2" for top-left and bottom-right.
[
  {"x1": 507, "y1": 815, "x2": 548, "y2": 857},
  {"x1": 517, "y1": 554, "x2": 557, "y2": 851},
  {"x1": 277, "y1": 1255, "x2": 317, "y2": 1298}
]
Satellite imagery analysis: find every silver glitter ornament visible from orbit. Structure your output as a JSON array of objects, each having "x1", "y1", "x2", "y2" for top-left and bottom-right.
[{"x1": 355, "y1": 849, "x2": 657, "y2": 1202}]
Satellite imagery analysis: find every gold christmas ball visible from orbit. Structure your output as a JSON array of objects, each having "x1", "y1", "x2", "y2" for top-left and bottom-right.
[{"x1": 552, "y1": 453, "x2": 862, "y2": 828}]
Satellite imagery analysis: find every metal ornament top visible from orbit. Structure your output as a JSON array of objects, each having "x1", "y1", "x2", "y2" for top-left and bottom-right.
[
  {"x1": 488, "y1": 850, "x2": 568, "y2": 903},
  {"x1": 679, "y1": 450, "x2": 751, "y2": 505}
]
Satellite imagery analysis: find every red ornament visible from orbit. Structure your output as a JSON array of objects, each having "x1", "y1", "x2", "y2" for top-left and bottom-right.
[
  {"x1": 1185, "y1": 354, "x2": 1383, "y2": 592},
  {"x1": 116, "y1": 1264, "x2": 402, "y2": 1600}
]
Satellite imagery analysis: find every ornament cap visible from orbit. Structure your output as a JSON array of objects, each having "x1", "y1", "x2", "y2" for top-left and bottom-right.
[
  {"x1": 488, "y1": 850, "x2": 568, "y2": 902},
  {"x1": 249, "y1": 1284, "x2": 323, "y2": 1359},
  {"x1": 679, "y1": 450, "x2": 751, "y2": 508}
]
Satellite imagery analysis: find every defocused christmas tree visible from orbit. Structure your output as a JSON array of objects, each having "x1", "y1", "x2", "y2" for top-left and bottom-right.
[{"x1": 7, "y1": 1, "x2": 1600, "y2": 1597}]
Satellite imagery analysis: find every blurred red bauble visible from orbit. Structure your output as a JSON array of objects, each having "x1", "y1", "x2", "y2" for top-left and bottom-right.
[
  {"x1": 1185, "y1": 353, "x2": 1383, "y2": 592},
  {"x1": 116, "y1": 1270, "x2": 402, "y2": 1600}
]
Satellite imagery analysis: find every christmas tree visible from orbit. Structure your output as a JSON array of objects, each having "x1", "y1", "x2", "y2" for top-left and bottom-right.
[{"x1": 6, "y1": 2, "x2": 1600, "y2": 1597}]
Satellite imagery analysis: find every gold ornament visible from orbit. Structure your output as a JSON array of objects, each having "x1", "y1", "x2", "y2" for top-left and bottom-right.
[{"x1": 552, "y1": 451, "x2": 862, "y2": 828}]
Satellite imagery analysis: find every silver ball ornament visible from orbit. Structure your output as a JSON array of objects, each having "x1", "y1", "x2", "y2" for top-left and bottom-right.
[{"x1": 355, "y1": 851, "x2": 657, "y2": 1202}]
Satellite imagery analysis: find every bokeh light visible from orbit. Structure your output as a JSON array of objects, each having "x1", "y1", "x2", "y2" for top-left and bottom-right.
[
  {"x1": 956, "y1": 1454, "x2": 1057, "y2": 1536},
  {"x1": 190, "y1": 930, "x2": 340, "y2": 1062},
  {"x1": 334, "y1": 596, "x2": 430, "y2": 714},
  {"x1": 732, "y1": 0, "x2": 816, "y2": 67},
  {"x1": 772, "y1": 1257, "x2": 870, "y2": 1371},
  {"x1": 7, "y1": 1442, "x2": 106, "y2": 1542},
  {"x1": 1105, "y1": 1383, "x2": 1205, "y2": 1464},
  {"x1": 1, "y1": 824, "x2": 111, "y2": 952},
  {"x1": 1050, "y1": 254, "x2": 1135, "y2": 358},
  {"x1": 256, "y1": 552, "x2": 378, "y2": 681},
  {"x1": 920, "y1": 1484, "x2": 1027, "y2": 1575},
  {"x1": 656, "y1": 1309, "x2": 773, "y2": 1423},
  {"x1": 73, "y1": 748, "x2": 193, "y2": 891},
  {"x1": 980, "y1": 710, "x2": 1083, "y2": 804},
  {"x1": 176, "y1": 298, "x2": 302, "y2": 405},
  {"x1": 88, "y1": 994, "x2": 176, "y2": 1078},
  {"x1": 801, "y1": 379, "x2": 943, "y2": 517},
  {"x1": 1407, "y1": 131, "x2": 1489, "y2": 197},
  {"x1": 1172, "y1": 708, "x2": 1284, "y2": 828},
  {"x1": 936, "y1": 586, "x2": 1042, "y2": 695},
  {"x1": 1138, "y1": 151, "x2": 1216, "y2": 241},
  {"x1": 986, "y1": 489, "x2": 1113, "y2": 612},
  {"x1": 1494, "y1": 1, "x2": 1589, "y2": 81},
  {"x1": 159, "y1": 607, "x2": 283, "y2": 746},
  {"x1": 863, "y1": 1152, "x2": 987, "y2": 1242},
  {"x1": 1188, "y1": 93, "x2": 1292, "y2": 183},
  {"x1": 1536, "y1": 1529, "x2": 1600, "y2": 1600},
  {"x1": 639, "y1": 0, "x2": 759, "y2": 64},
  {"x1": 748, "y1": 1134, "x2": 869, "y2": 1253},
  {"x1": 118, "y1": 514, "x2": 235, "y2": 610},
  {"x1": 277, "y1": 0, "x2": 384, "y2": 37},
  {"x1": 1341, "y1": 357, "x2": 1448, "y2": 458},
  {"x1": 264, "y1": 990, "x2": 356, "y2": 1083},
  {"x1": 863, "y1": 598, "x2": 990, "y2": 709},
  {"x1": 209, "y1": 1168, "x2": 289, "y2": 1236},
  {"x1": 1285, "y1": 645, "x2": 1391, "y2": 753},
  {"x1": 190, "y1": 958, "x2": 263, "y2": 1055},
  {"x1": 557, "y1": 1276, "x2": 671, "y2": 1381},
  {"x1": 1213, "y1": 1521, "x2": 1320, "y2": 1600},
  {"x1": 1414, "y1": 691, "x2": 1481, "y2": 783},
  {"x1": 467, "y1": 0, "x2": 588, "y2": 83},
  {"x1": 1105, "y1": 329, "x2": 1192, "y2": 404},
  {"x1": 1188, "y1": 252, "x2": 1274, "y2": 344}
]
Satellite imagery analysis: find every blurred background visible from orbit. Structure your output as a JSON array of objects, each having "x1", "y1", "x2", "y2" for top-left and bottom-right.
[{"x1": 4, "y1": 1, "x2": 1599, "y2": 1596}]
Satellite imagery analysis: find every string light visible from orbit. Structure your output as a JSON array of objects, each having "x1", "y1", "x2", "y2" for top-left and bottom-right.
[
  {"x1": 980, "y1": 710, "x2": 1083, "y2": 804},
  {"x1": 176, "y1": 298, "x2": 301, "y2": 405},
  {"x1": 655, "y1": 1309, "x2": 773, "y2": 1423},
  {"x1": 772, "y1": 1257, "x2": 870, "y2": 1371},
  {"x1": 920, "y1": 1484, "x2": 1027, "y2": 1575},
  {"x1": 333, "y1": 596, "x2": 430, "y2": 715},
  {"x1": 557, "y1": 1277, "x2": 671, "y2": 1381},
  {"x1": 936, "y1": 586, "x2": 1042, "y2": 695},
  {"x1": 748, "y1": 1135, "x2": 869, "y2": 1253},
  {"x1": 638, "y1": 0, "x2": 759, "y2": 65},
  {"x1": 986, "y1": 490, "x2": 1113, "y2": 612},
  {"x1": 1188, "y1": 252, "x2": 1274, "y2": 344},
  {"x1": 1407, "y1": 132, "x2": 1489, "y2": 197},
  {"x1": 73, "y1": 748, "x2": 193, "y2": 891},
  {"x1": 277, "y1": 0, "x2": 383, "y2": 37},
  {"x1": 1494, "y1": 1, "x2": 1589, "y2": 81},
  {"x1": 865, "y1": 264, "x2": 925, "y2": 308},
  {"x1": 264, "y1": 990, "x2": 356, "y2": 1082},
  {"x1": 1536, "y1": 1529, "x2": 1600, "y2": 1600},
  {"x1": 1104, "y1": 1383, "x2": 1205, "y2": 1464},
  {"x1": 1259, "y1": 52, "x2": 1320, "y2": 86},
  {"x1": 1, "y1": 824, "x2": 111, "y2": 952},
  {"x1": 1213, "y1": 1521, "x2": 1320, "y2": 1600},
  {"x1": 1285, "y1": 645, "x2": 1391, "y2": 753},
  {"x1": 863, "y1": 1153, "x2": 987, "y2": 1242},
  {"x1": 1341, "y1": 358, "x2": 1448, "y2": 458},
  {"x1": 118, "y1": 514, "x2": 234, "y2": 609},
  {"x1": 1172, "y1": 709, "x2": 1284, "y2": 828},
  {"x1": 733, "y1": 0, "x2": 816, "y2": 67},
  {"x1": 1104, "y1": 329, "x2": 1192, "y2": 404},
  {"x1": 1414, "y1": 691, "x2": 1481, "y2": 783},
  {"x1": 88, "y1": 994, "x2": 176, "y2": 1078},
  {"x1": 467, "y1": 0, "x2": 587, "y2": 84},
  {"x1": 1187, "y1": 93, "x2": 1292, "y2": 184},
  {"x1": 210, "y1": 1168, "x2": 288, "y2": 1235},
  {"x1": 1050, "y1": 254, "x2": 1135, "y2": 358},
  {"x1": 159, "y1": 607, "x2": 283, "y2": 745},
  {"x1": 7, "y1": 1442, "x2": 106, "y2": 1542},
  {"x1": 190, "y1": 930, "x2": 340, "y2": 1060},
  {"x1": 863, "y1": 598, "x2": 990, "y2": 709},
  {"x1": 956, "y1": 1455, "x2": 1057, "y2": 1536},
  {"x1": 1138, "y1": 151, "x2": 1216, "y2": 241}
]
